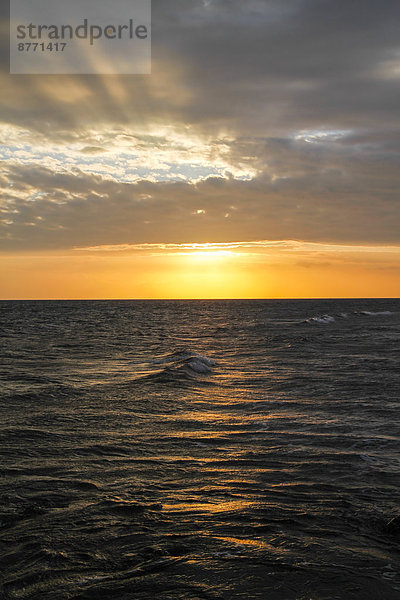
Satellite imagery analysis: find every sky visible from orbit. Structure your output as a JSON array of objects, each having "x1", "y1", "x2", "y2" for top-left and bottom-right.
[{"x1": 1, "y1": 0, "x2": 400, "y2": 299}]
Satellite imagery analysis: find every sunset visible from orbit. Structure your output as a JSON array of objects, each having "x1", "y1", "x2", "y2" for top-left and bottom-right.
[
  {"x1": 1, "y1": 2, "x2": 400, "y2": 600},
  {"x1": 2, "y1": 240, "x2": 400, "y2": 299},
  {"x1": 2, "y1": 1, "x2": 400, "y2": 298}
]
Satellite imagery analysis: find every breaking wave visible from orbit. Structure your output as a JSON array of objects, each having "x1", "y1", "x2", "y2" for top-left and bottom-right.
[
  {"x1": 303, "y1": 309, "x2": 394, "y2": 325},
  {"x1": 359, "y1": 310, "x2": 393, "y2": 316},
  {"x1": 304, "y1": 314, "x2": 336, "y2": 324},
  {"x1": 134, "y1": 349, "x2": 217, "y2": 384}
]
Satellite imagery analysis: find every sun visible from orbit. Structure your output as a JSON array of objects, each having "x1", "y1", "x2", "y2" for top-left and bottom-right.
[{"x1": 188, "y1": 250, "x2": 235, "y2": 263}]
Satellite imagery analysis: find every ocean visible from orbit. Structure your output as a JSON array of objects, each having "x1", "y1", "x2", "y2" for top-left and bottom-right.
[{"x1": 0, "y1": 299, "x2": 399, "y2": 600}]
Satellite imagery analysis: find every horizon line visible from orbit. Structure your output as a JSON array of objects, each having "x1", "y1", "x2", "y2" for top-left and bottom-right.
[{"x1": 1, "y1": 297, "x2": 399, "y2": 302}]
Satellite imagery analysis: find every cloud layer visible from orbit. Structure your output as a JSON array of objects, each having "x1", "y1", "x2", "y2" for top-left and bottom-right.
[{"x1": 1, "y1": 0, "x2": 400, "y2": 251}]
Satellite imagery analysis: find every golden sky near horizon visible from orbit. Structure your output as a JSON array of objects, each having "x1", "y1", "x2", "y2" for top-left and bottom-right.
[
  {"x1": 1, "y1": 1, "x2": 400, "y2": 298},
  {"x1": 1, "y1": 242, "x2": 400, "y2": 299}
]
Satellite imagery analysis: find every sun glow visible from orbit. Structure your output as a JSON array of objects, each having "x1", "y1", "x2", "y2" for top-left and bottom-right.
[
  {"x1": 1, "y1": 241, "x2": 399, "y2": 299},
  {"x1": 186, "y1": 249, "x2": 235, "y2": 262}
]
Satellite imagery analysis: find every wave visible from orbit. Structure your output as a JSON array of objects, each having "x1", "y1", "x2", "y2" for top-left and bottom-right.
[
  {"x1": 358, "y1": 310, "x2": 393, "y2": 316},
  {"x1": 133, "y1": 349, "x2": 217, "y2": 384},
  {"x1": 303, "y1": 309, "x2": 394, "y2": 325},
  {"x1": 304, "y1": 314, "x2": 336, "y2": 325},
  {"x1": 154, "y1": 348, "x2": 216, "y2": 371},
  {"x1": 185, "y1": 356, "x2": 216, "y2": 373}
]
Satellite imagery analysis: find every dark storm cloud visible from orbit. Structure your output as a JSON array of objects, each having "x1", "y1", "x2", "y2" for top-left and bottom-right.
[
  {"x1": 152, "y1": 0, "x2": 400, "y2": 132},
  {"x1": 1, "y1": 0, "x2": 400, "y2": 249},
  {"x1": 2, "y1": 0, "x2": 400, "y2": 133}
]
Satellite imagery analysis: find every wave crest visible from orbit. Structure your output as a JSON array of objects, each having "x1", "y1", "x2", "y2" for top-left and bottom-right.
[
  {"x1": 134, "y1": 349, "x2": 217, "y2": 385},
  {"x1": 303, "y1": 309, "x2": 394, "y2": 325}
]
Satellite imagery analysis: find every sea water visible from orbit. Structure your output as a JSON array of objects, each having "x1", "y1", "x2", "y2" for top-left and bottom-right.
[{"x1": 0, "y1": 299, "x2": 399, "y2": 599}]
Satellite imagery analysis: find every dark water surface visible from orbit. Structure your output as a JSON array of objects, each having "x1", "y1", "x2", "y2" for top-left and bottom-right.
[{"x1": 0, "y1": 299, "x2": 399, "y2": 599}]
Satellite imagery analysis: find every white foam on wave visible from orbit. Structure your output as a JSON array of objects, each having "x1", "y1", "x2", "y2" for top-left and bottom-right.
[
  {"x1": 305, "y1": 314, "x2": 335, "y2": 324},
  {"x1": 186, "y1": 355, "x2": 216, "y2": 374},
  {"x1": 152, "y1": 349, "x2": 217, "y2": 377},
  {"x1": 359, "y1": 311, "x2": 393, "y2": 316},
  {"x1": 149, "y1": 349, "x2": 217, "y2": 379},
  {"x1": 303, "y1": 309, "x2": 394, "y2": 325}
]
